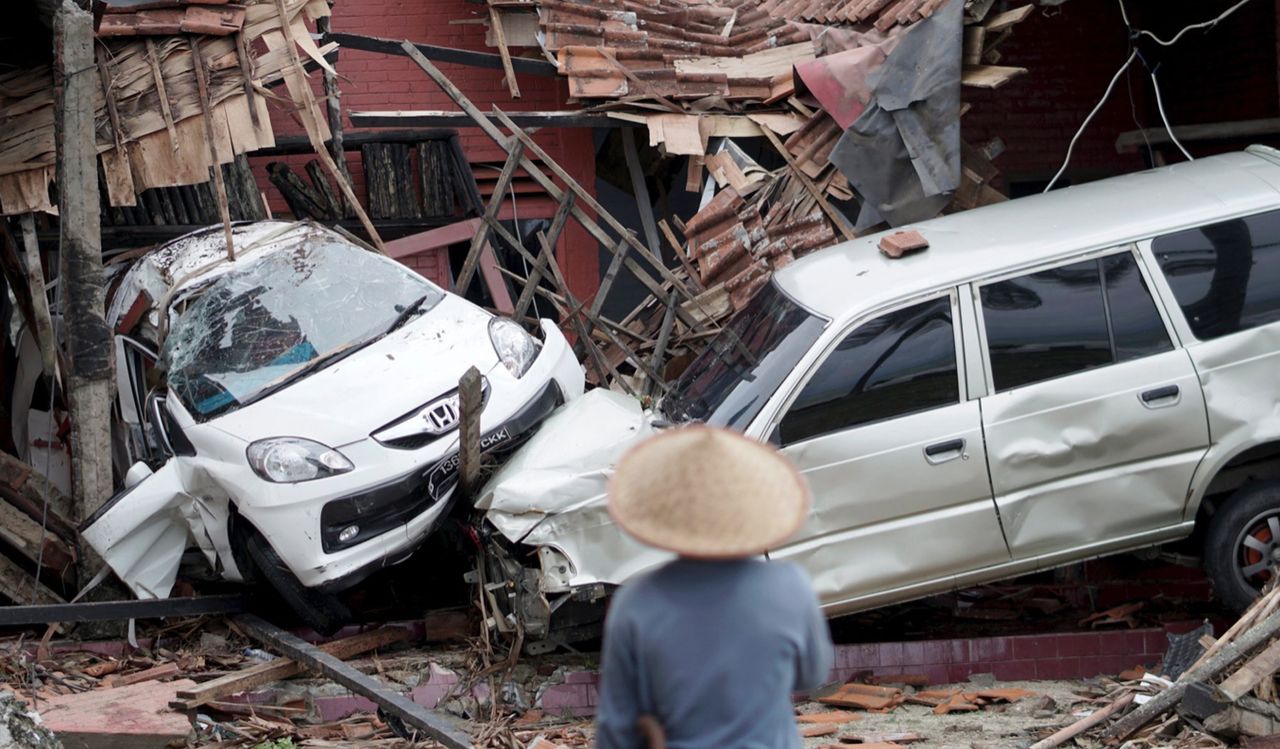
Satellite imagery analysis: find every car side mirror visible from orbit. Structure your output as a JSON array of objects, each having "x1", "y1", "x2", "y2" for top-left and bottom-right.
[{"x1": 123, "y1": 461, "x2": 154, "y2": 490}]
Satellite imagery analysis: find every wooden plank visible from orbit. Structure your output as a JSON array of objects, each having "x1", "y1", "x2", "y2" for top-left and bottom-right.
[
  {"x1": 362, "y1": 143, "x2": 420, "y2": 219},
  {"x1": 0, "y1": 493, "x2": 75, "y2": 576},
  {"x1": 349, "y1": 110, "x2": 618, "y2": 129},
  {"x1": 1220, "y1": 638, "x2": 1280, "y2": 702},
  {"x1": 314, "y1": 14, "x2": 349, "y2": 215},
  {"x1": 234, "y1": 617, "x2": 472, "y2": 749},
  {"x1": 327, "y1": 31, "x2": 556, "y2": 76},
  {"x1": 647, "y1": 290, "x2": 677, "y2": 392},
  {"x1": 984, "y1": 4, "x2": 1034, "y2": 32},
  {"x1": 1116, "y1": 117, "x2": 1280, "y2": 153},
  {"x1": 961, "y1": 64, "x2": 1028, "y2": 89},
  {"x1": 488, "y1": 6, "x2": 521, "y2": 99},
  {"x1": 1029, "y1": 693, "x2": 1133, "y2": 749},
  {"x1": 590, "y1": 238, "x2": 630, "y2": 319},
  {"x1": 272, "y1": 0, "x2": 385, "y2": 252},
  {"x1": 190, "y1": 36, "x2": 236, "y2": 261},
  {"x1": 621, "y1": 126, "x2": 662, "y2": 267},
  {"x1": 398, "y1": 44, "x2": 702, "y2": 330},
  {"x1": 1106, "y1": 608, "x2": 1280, "y2": 741},
  {"x1": 760, "y1": 126, "x2": 856, "y2": 241},
  {"x1": 0, "y1": 548, "x2": 66, "y2": 608},
  {"x1": 457, "y1": 139, "x2": 524, "y2": 293},
  {"x1": 172, "y1": 627, "x2": 411, "y2": 709},
  {"x1": 513, "y1": 191, "x2": 573, "y2": 320},
  {"x1": 19, "y1": 214, "x2": 58, "y2": 379},
  {"x1": 144, "y1": 38, "x2": 178, "y2": 147}
]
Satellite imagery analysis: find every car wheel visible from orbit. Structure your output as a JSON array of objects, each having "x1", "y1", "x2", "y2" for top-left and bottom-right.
[
  {"x1": 242, "y1": 525, "x2": 352, "y2": 636},
  {"x1": 1204, "y1": 482, "x2": 1280, "y2": 613}
]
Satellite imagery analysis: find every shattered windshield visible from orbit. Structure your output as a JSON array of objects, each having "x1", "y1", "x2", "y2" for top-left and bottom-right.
[
  {"x1": 662, "y1": 280, "x2": 826, "y2": 431},
  {"x1": 162, "y1": 236, "x2": 444, "y2": 419}
]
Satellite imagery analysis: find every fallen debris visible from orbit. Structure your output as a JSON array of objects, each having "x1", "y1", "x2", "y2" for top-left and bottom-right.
[
  {"x1": 0, "y1": 691, "x2": 62, "y2": 749},
  {"x1": 37, "y1": 678, "x2": 197, "y2": 749}
]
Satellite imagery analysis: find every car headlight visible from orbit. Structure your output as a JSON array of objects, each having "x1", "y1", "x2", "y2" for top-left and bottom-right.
[
  {"x1": 247, "y1": 438, "x2": 354, "y2": 483},
  {"x1": 488, "y1": 318, "x2": 541, "y2": 378}
]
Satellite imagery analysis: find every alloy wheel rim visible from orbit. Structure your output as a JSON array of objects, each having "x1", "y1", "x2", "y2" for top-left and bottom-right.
[{"x1": 1233, "y1": 509, "x2": 1280, "y2": 591}]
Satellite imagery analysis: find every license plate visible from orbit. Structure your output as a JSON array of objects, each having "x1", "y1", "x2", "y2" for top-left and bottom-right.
[{"x1": 427, "y1": 427, "x2": 511, "y2": 496}]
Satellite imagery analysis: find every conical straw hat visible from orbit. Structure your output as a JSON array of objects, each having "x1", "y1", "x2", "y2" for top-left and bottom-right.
[{"x1": 607, "y1": 426, "x2": 811, "y2": 558}]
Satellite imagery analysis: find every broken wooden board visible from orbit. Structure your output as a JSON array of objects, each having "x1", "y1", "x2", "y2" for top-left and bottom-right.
[{"x1": 38, "y1": 678, "x2": 198, "y2": 749}]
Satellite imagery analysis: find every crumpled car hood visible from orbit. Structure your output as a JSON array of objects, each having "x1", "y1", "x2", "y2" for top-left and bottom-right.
[
  {"x1": 201, "y1": 294, "x2": 500, "y2": 448},
  {"x1": 477, "y1": 389, "x2": 673, "y2": 587}
]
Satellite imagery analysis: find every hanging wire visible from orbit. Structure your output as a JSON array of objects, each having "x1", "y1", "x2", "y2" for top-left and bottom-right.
[
  {"x1": 1043, "y1": 50, "x2": 1137, "y2": 193},
  {"x1": 1117, "y1": 0, "x2": 1256, "y2": 46},
  {"x1": 1149, "y1": 66, "x2": 1194, "y2": 162},
  {"x1": 1047, "y1": 0, "x2": 1257, "y2": 192}
]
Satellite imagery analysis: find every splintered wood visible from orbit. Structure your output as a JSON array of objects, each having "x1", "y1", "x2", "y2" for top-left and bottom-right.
[{"x1": 0, "y1": 0, "x2": 337, "y2": 216}]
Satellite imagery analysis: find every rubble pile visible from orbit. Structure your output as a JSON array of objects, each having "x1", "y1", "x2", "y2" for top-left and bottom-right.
[
  {"x1": 1024, "y1": 581, "x2": 1280, "y2": 749},
  {"x1": 462, "y1": 0, "x2": 1035, "y2": 391}
]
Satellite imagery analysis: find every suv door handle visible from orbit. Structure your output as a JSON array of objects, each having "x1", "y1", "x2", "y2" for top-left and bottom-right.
[
  {"x1": 1140, "y1": 384, "x2": 1181, "y2": 408},
  {"x1": 923, "y1": 438, "x2": 965, "y2": 465}
]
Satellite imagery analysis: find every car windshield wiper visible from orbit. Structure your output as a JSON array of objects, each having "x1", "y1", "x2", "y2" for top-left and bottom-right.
[
  {"x1": 239, "y1": 345, "x2": 364, "y2": 409},
  {"x1": 382, "y1": 294, "x2": 431, "y2": 336}
]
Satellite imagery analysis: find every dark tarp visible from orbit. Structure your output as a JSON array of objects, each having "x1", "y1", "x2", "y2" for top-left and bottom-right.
[{"x1": 828, "y1": 0, "x2": 962, "y2": 230}]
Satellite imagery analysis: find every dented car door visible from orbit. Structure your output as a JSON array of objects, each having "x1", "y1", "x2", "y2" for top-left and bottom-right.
[
  {"x1": 764, "y1": 290, "x2": 1011, "y2": 612},
  {"x1": 976, "y1": 248, "x2": 1211, "y2": 560}
]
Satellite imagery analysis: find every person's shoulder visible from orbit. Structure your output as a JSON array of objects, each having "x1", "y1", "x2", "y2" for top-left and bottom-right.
[{"x1": 759, "y1": 560, "x2": 819, "y2": 598}]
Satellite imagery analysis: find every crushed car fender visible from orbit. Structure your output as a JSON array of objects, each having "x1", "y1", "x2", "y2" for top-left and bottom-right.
[{"x1": 477, "y1": 389, "x2": 673, "y2": 590}]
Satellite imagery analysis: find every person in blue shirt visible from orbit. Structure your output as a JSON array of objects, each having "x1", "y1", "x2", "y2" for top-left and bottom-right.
[{"x1": 596, "y1": 425, "x2": 834, "y2": 749}]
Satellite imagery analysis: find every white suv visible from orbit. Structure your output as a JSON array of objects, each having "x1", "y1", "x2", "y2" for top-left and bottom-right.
[{"x1": 479, "y1": 146, "x2": 1280, "y2": 646}]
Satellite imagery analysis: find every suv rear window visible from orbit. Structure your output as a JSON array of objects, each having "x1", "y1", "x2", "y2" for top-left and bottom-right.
[{"x1": 1153, "y1": 209, "x2": 1280, "y2": 340}]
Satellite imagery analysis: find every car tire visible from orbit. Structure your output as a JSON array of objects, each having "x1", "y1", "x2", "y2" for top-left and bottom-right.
[
  {"x1": 1204, "y1": 481, "x2": 1280, "y2": 613},
  {"x1": 242, "y1": 526, "x2": 351, "y2": 636}
]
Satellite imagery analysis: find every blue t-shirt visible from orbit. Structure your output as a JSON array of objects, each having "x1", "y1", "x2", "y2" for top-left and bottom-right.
[{"x1": 595, "y1": 558, "x2": 834, "y2": 749}]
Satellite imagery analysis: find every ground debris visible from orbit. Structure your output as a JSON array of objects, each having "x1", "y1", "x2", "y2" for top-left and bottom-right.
[{"x1": 0, "y1": 690, "x2": 62, "y2": 749}]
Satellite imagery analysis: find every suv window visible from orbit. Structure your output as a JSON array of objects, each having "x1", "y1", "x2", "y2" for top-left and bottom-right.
[
  {"x1": 1152, "y1": 209, "x2": 1280, "y2": 340},
  {"x1": 981, "y1": 252, "x2": 1172, "y2": 391},
  {"x1": 778, "y1": 297, "x2": 957, "y2": 445}
]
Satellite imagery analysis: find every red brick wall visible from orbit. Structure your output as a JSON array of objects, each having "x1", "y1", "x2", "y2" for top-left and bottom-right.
[
  {"x1": 250, "y1": 0, "x2": 600, "y2": 298},
  {"x1": 963, "y1": 1, "x2": 1278, "y2": 188}
]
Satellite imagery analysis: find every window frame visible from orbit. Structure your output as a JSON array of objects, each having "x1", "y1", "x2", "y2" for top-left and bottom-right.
[
  {"x1": 762, "y1": 288, "x2": 967, "y2": 447},
  {"x1": 971, "y1": 244, "x2": 1180, "y2": 394}
]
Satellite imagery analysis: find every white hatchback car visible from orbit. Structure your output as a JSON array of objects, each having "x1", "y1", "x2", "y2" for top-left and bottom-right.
[
  {"x1": 478, "y1": 147, "x2": 1280, "y2": 650},
  {"x1": 78, "y1": 221, "x2": 583, "y2": 632}
]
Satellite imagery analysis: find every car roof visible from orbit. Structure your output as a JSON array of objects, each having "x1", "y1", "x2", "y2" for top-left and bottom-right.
[{"x1": 772, "y1": 146, "x2": 1280, "y2": 322}]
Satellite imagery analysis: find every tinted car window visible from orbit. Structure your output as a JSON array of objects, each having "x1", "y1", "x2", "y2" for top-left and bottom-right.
[
  {"x1": 982, "y1": 259, "x2": 1111, "y2": 391},
  {"x1": 779, "y1": 297, "x2": 957, "y2": 445},
  {"x1": 1102, "y1": 253, "x2": 1175, "y2": 362},
  {"x1": 982, "y1": 253, "x2": 1174, "y2": 391},
  {"x1": 1153, "y1": 209, "x2": 1280, "y2": 340}
]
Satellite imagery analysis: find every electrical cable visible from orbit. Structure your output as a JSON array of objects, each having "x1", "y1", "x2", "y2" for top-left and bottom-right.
[
  {"x1": 1149, "y1": 67, "x2": 1193, "y2": 162},
  {"x1": 1043, "y1": 49, "x2": 1137, "y2": 193},
  {"x1": 1118, "y1": 0, "x2": 1255, "y2": 47}
]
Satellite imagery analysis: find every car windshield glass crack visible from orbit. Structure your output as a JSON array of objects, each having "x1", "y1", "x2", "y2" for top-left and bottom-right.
[{"x1": 162, "y1": 234, "x2": 443, "y2": 419}]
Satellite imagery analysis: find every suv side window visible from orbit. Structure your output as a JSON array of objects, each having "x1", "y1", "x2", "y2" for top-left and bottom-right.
[
  {"x1": 981, "y1": 252, "x2": 1173, "y2": 392},
  {"x1": 778, "y1": 297, "x2": 957, "y2": 445},
  {"x1": 1152, "y1": 209, "x2": 1280, "y2": 340}
]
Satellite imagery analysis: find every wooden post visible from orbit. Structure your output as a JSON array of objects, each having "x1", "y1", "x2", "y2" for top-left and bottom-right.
[
  {"x1": 315, "y1": 8, "x2": 352, "y2": 217},
  {"x1": 621, "y1": 125, "x2": 662, "y2": 262},
  {"x1": 54, "y1": 1, "x2": 114, "y2": 538},
  {"x1": 457, "y1": 366, "x2": 484, "y2": 496},
  {"x1": 189, "y1": 36, "x2": 236, "y2": 260}
]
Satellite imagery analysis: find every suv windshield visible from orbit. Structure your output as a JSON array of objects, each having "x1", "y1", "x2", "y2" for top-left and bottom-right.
[
  {"x1": 662, "y1": 280, "x2": 826, "y2": 431},
  {"x1": 162, "y1": 236, "x2": 444, "y2": 419}
]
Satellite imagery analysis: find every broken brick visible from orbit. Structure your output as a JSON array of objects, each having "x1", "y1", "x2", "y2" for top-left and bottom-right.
[
  {"x1": 796, "y1": 710, "x2": 862, "y2": 724},
  {"x1": 878, "y1": 229, "x2": 929, "y2": 258},
  {"x1": 801, "y1": 724, "x2": 839, "y2": 737}
]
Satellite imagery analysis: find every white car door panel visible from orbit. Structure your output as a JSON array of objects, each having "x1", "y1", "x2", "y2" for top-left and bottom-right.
[
  {"x1": 982, "y1": 351, "x2": 1208, "y2": 557},
  {"x1": 777, "y1": 401, "x2": 1009, "y2": 606},
  {"x1": 976, "y1": 249, "x2": 1211, "y2": 559},
  {"x1": 765, "y1": 292, "x2": 1010, "y2": 607}
]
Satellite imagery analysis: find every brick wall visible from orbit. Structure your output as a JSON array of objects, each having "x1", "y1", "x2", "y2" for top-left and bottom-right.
[
  {"x1": 250, "y1": 0, "x2": 600, "y2": 298},
  {"x1": 963, "y1": 1, "x2": 1278, "y2": 188}
]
